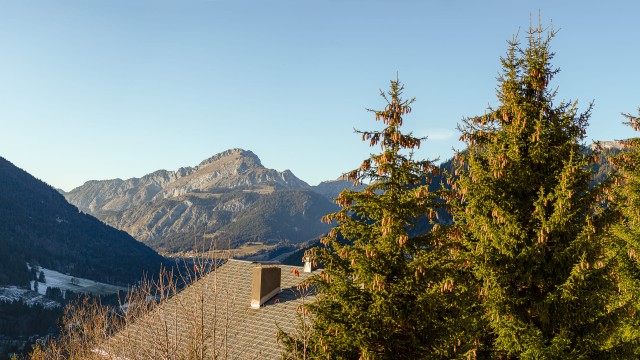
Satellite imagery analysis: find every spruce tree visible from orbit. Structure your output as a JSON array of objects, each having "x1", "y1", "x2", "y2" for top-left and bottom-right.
[
  {"x1": 303, "y1": 79, "x2": 473, "y2": 359},
  {"x1": 454, "y1": 24, "x2": 623, "y2": 358},
  {"x1": 608, "y1": 108, "x2": 640, "y2": 355}
]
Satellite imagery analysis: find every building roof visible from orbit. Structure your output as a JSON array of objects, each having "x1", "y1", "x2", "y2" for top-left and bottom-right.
[{"x1": 101, "y1": 259, "x2": 316, "y2": 359}]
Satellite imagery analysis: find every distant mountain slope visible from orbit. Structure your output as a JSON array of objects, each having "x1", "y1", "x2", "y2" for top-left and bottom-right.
[
  {"x1": 0, "y1": 156, "x2": 165, "y2": 286},
  {"x1": 65, "y1": 149, "x2": 336, "y2": 254},
  {"x1": 311, "y1": 177, "x2": 366, "y2": 200},
  {"x1": 590, "y1": 141, "x2": 623, "y2": 185},
  {"x1": 214, "y1": 189, "x2": 337, "y2": 245}
]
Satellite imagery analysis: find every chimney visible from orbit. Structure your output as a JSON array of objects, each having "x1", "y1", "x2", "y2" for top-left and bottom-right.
[
  {"x1": 304, "y1": 257, "x2": 313, "y2": 273},
  {"x1": 251, "y1": 266, "x2": 281, "y2": 308}
]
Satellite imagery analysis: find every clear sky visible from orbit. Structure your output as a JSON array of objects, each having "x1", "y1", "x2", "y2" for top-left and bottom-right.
[{"x1": 1, "y1": 1, "x2": 638, "y2": 191}]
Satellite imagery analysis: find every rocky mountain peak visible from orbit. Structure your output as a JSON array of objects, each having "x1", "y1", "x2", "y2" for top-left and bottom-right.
[
  {"x1": 62, "y1": 149, "x2": 332, "y2": 255},
  {"x1": 65, "y1": 149, "x2": 310, "y2": 218},
  {"x1": 196, "y1": 148, "x2": 262, "y2": 169}
]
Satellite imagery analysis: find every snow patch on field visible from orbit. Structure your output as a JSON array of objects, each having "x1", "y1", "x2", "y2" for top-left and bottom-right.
[
  {"x1": 0, "y1": 286, "x2": 59, "y2": 309},
  {"x1": 0, "y1": 266, "x2": 128, "y2": 309},
  {"x1": 31, "y1": 265, "x2": 128, "y2": 297}
]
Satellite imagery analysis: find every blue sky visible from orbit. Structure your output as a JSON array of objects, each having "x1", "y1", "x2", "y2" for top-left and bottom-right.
[{"x1": 1, "y1": 1, "x2": 638, "y2": 191}]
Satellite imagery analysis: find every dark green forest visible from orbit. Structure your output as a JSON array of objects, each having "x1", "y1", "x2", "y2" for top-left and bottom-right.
[{"x1": 0, "y1": 156, "x2": 166, "y2": 286}]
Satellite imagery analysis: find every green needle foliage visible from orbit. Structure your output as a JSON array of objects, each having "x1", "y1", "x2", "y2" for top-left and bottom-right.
[
  {"x1": 453, "y1": 24, "x2": 626, "y2": 359},
  {"x1": 608, "y1": 108, "x2": 640, "y2": 354},
  {"x1": 303, "y1": 79, "x2": 473, "y2": 359}
]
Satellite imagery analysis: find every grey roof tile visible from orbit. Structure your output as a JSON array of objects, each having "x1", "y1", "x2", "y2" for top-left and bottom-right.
[{"x1": 102, "y1": 259, "x2": 317, "y2": 359}]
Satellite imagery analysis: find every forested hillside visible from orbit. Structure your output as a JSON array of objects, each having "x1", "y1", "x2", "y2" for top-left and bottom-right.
[{"x1": 0, "y1": 157, "x2": 165, "y2": 286}]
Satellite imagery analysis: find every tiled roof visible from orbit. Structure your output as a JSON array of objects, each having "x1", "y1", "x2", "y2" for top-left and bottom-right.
[{"x1": 101, "y1": 259, "x2": 316, "y2": 359}]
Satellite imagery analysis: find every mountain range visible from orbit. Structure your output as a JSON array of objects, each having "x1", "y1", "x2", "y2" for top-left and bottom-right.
[
  {"x1": 64, "y1": 149, "x2": 361, "y2": 255},
  {"x1": 42, "y1": 143, "x2": 622, "y2": 258}
]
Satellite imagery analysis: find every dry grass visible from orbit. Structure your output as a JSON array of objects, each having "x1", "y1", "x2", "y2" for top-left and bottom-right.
[
  {"x1": 28, "y1": 243, "x2": 239, "y2": 360},
  {"x1": 28, "y1": 240, "x2": 314, "y2": 360}
]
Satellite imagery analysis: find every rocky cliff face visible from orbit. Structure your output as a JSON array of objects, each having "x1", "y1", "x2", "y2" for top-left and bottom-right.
[
  {"x1": 64, "y1": 169, "x2": 184, "y2": 215},
  {"x1": 65, "y1": 149, "x2": 335, "y2": 254},
  {"x1": 66, "y1": 149, "x2": 309, "y2": 215},
  {"x1": 151, "y1": 149, "x2": 309, "y2": 200}
]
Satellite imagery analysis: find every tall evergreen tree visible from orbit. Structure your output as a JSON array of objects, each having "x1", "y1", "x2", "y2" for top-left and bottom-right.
[
  {"x1": 302, "y1": 79, "x2": 473, "y2": 359},
  {"x1": 608, "y1": 108, "x2": 640, "y2": 354},
  {"x1": 453, "y1": 24, "x2": 625, "y2": 358}
]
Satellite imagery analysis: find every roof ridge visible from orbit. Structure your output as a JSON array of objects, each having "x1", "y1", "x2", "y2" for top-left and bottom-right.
[{"x1": 226, "y1": 258, "x2": 310, "y2": 270}]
